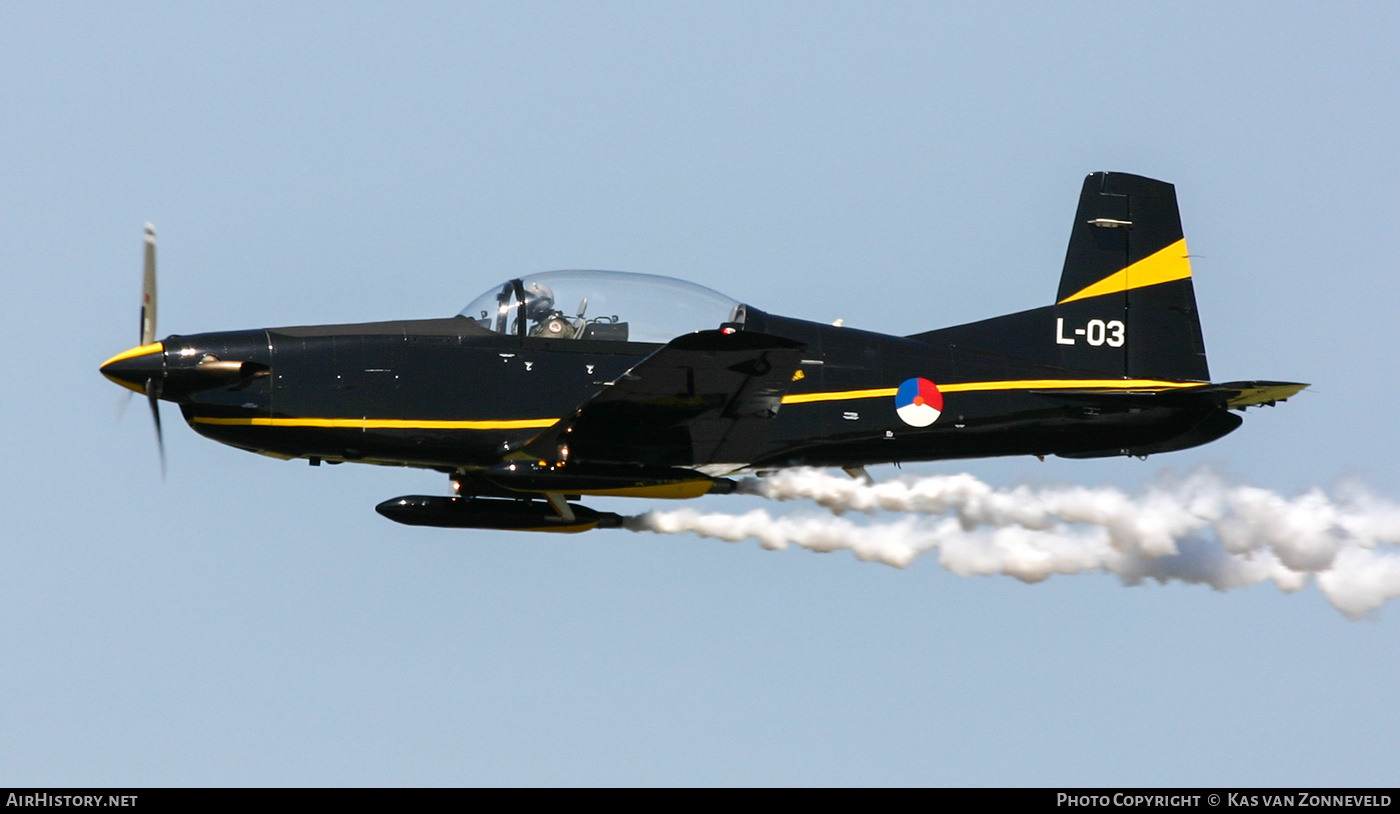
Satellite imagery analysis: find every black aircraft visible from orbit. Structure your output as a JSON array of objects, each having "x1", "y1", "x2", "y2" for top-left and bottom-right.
[{"x1": 101, "y1": 172, "x2": 1306, "y2": 532}]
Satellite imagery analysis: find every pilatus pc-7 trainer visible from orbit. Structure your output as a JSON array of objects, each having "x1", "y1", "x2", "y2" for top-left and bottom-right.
[{"x1": 101, "y1": 172, "x2": 1306, "y2": 532}]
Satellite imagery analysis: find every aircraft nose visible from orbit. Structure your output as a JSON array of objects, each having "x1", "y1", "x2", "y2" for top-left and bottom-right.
[{"x1": 99, "y1": 342, "x2": 164, "y2": 394}]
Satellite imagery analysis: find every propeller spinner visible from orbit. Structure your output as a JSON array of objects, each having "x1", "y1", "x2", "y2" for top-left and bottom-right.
[
  {"x1": 101, "y1": 225, "x2": 271, "y2": 475},
  {"x1": 101, "y1": 224, "x2": 166, "y2": 475}
]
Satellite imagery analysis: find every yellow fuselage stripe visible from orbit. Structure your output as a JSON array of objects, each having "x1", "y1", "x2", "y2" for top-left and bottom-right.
[
  {"x1": 189, "y1": 379, "x2": 1202, "y2": 431},
  {"x1": 780, "y1": 387, "x2": 897, "y2": 404},
  {"x1": 941, "y1": 378, "x2": 1202, "y2": 393},
  {"x1": 781, "y1": 379, "x2": 1203, "y2": 404}
]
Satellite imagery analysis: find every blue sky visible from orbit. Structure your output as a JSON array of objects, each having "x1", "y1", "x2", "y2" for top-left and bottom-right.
[{"x1": 3, "y1": 2, "x2": 1399, "y2": 785}]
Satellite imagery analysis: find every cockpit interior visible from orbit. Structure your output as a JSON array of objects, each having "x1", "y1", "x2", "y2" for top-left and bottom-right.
[{"x1": 459, "y1": 270, "x2": 747, "y2": 344}]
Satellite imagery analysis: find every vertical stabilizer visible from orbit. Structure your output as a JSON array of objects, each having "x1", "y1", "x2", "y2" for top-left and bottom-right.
[
  {"x1": 1055, "y1": 172, "x2": 1208, "y2": 381},
  {"x1": 909, "y1": 172, "x2": 1211, "y2": 383}
]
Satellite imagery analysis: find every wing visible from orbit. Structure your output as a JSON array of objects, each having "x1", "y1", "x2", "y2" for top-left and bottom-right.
[{"x1": 520, "y1": 329, "x2": 806, "y2": 468}]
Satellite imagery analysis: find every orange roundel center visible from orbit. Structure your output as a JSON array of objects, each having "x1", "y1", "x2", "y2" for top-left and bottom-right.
[{"x1": 913, "y1": 396, "x2": 925, "y2": 406}]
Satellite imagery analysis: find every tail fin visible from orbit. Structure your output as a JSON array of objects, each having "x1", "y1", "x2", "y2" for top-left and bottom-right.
[
  {"x1": 1056, "y1": 172, "x2": 1208, "y2": 381},
  {"x1": 911, "y1": 172, "x2": 1210, "y2": 382}
]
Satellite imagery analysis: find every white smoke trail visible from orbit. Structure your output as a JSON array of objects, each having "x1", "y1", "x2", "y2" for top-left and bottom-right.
[{"x1": 622, "y1": 468, "x2": 1400, "y2": 618}]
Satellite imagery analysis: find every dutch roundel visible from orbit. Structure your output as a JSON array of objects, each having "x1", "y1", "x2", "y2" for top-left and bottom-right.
[{"x1": 895, "y1": 377, "x2": 943, "y2": 427}]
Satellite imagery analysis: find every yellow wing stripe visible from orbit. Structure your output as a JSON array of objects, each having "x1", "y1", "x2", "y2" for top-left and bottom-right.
[
  {"x1": 1057, "y1": 238, "x2": 1193, "y2": 304},
  {"x1": 568, "y1": 481, "x2": 717, "y2": 500}
]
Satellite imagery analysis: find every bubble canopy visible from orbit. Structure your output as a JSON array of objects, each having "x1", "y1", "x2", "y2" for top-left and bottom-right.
[{"x1": 458, "y1": 270, "x2": 746, "y2": 344}]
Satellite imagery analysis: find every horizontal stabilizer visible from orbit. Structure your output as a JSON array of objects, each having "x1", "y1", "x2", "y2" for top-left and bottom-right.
[
  {"x1": 1030, "y1": 380, "x2": 1308, "y2": 409},
  {"x1": 1209, "y1": 380, "x2": 1310, "y2": 409}
]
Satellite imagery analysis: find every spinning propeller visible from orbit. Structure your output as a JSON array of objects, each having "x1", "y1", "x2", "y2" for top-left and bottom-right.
[
  {"x1": 140, "y1": 225, "x2": 164, "y2": 474},
  {"x1": 100, "y1": 225, "x2": 166, "y2": 475},
  {"x1": 101, "y1": 225, "x2": 272, "y2": 476}
]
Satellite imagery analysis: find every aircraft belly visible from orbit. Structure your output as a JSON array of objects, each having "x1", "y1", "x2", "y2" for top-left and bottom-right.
[{"x1": 755, "y1": 386, "x2": 1220, "y2": 468}]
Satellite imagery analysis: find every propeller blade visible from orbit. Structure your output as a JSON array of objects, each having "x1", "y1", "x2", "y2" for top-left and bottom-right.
[
  {"x1": 146, "y1": 377, "x2": 166, "y2": 478},
  {"x1": 140, "y1": 223, "x2": 157, "y2": 346}
]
